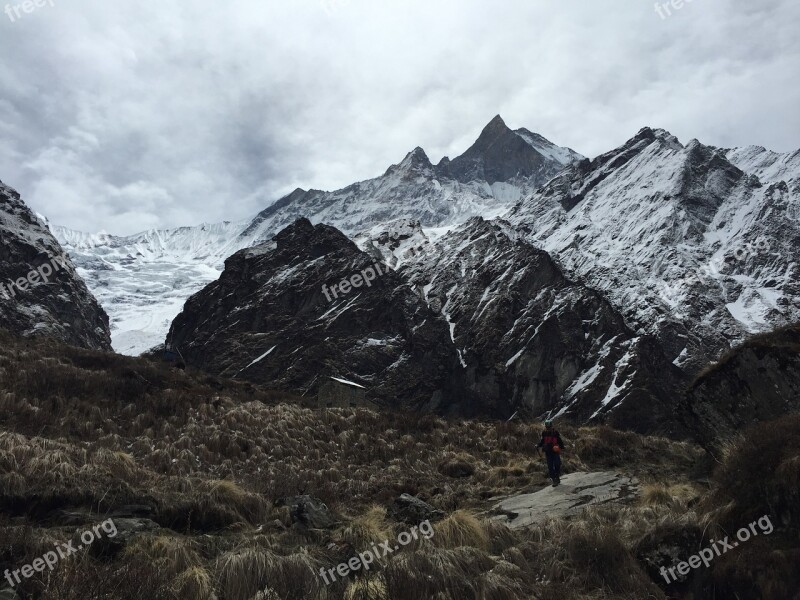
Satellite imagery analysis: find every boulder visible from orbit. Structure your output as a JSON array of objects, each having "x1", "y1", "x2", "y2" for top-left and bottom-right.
[
  {"x1": 388, "y1": 494, "x2": 445, "y2": 524},
  {"x1": 634, "y1": 522, "x2": 705, "y2": 590},
  {"x1": 278, "y1": 495, "x2": 338, "y2": 529}
]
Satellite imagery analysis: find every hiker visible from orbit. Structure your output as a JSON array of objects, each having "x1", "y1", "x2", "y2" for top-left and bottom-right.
[{"x1": 537, "y1": 419, "x2": 565, "y2": 486}]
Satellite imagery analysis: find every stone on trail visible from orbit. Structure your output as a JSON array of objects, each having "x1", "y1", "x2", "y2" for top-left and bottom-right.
[{"x1": 490, "y1": 471, "x2": 639, "y2": 529}]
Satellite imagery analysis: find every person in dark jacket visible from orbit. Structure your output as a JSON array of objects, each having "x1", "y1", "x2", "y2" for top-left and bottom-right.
[{"x1": 537, "y1": 418, "x2": 565, "y2": 486}]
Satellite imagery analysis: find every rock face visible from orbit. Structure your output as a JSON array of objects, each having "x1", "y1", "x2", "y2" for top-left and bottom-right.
[
  {"x1": 168, "y1": 218, "x2": 464, "y2": 412},
  {"x1": 168, "y1": 217, "x2": 689, "y2": 433},
  {"x1": 0, "y1": 181, "x2": 111, "y2": 350},
  {"x1": 634, "y1": 523, "x2": 705, "y2": 590},
  {"x1": 679, "y1": 324, "x2": 800, "y2": 450},
  {"x1": 507, "y1": 128, "x2": 800, "y2": 373},
  {"x1": 490, "y1": 471, "x2": 640, "y2": 529},
  {"x1": 278, "y1": 495, "x2": 339, "y2": 529}
]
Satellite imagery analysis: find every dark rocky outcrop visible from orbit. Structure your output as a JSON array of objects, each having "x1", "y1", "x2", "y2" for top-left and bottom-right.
[
  {"x1": 402, "y1": 217, "x2": 690, "y2": 433},
  {"x1": 634, "y1": 522, "x2": 706, "y2": 593},
  {"x1": 168, "y1": 218, "x2": 463, "y2": 412},
  {"x1": 0, "y1": 181, "x2": 111, "y2": 350},
  {"x1": 278, "y1": 495, "x2": 339, "y2": 529},
  {"x1": 679, "y1": 324, "x2": 800, "y2": 450}
]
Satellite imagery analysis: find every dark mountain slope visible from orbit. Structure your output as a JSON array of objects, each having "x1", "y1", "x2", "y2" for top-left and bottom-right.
[
  {"x1": 401, "y1": 217, "x2": 690, "y2": 433},
  {"x1": 168, "y1": 218, "x2": 464, "y2": 413},
  {"x1": 0, "y1": 180, "x2": 111, "y2": 350},
  {"x1": 680, "y1": 324, "x2": 800, "y2": 450}
]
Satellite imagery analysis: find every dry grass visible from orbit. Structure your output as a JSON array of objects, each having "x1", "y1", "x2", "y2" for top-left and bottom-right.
[
  {"x1": 344, "y1": 576, "x2": 389, "y2": 600},
  {"x1": 0, "y1": 329, "x2": 795, "y2": 599},
  {"x1": 340, "y1": 505, "x2": 394, "y2": 550},
  {"x1": 172, "y1": 566, "x2": 215, "y2": 600},
  {"x1": 640, "y1": 482, "x2": 701, "y2": 510},
  {"x1": 431, "y1": 511, "x2": 490, "y2": 552}
]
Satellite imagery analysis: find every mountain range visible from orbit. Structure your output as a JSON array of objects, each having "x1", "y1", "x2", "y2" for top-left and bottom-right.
[
  {"x1": 2, "y1": 114, "x2": 797, "y2": 428},
  {"x1": 53, "y1": 115, "x2": 583, "y2": 354}
]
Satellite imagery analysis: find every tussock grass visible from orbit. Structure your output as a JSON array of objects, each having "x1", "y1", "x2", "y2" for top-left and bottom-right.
[
  {"x1": 172, "y1": 566, "x2": 215, "y2": 600},
  {"x1": 215, "y1": 547, "x2": 280, "y2": 600},
  {"x1": 641, "y1": 482, "x2": 700, "y2": 510},
  {"x1": 344, "y1": 576, "x2": 389, "y2": 600},
  {"x1": 123, "y1": 535, "x2": 202, "y2": 578},
  {"x1": 702, "y1": 415, "x2": 800, "y2": 529},
  {"x1": 340, "y1": 505, "x2": 393, "y2": 550},
  {"x1": 383, "y1": 546, "x2": 496, "y2": 600},
  {"x1": 431, "y1": 511, "x2": 490, "y2": 551}
]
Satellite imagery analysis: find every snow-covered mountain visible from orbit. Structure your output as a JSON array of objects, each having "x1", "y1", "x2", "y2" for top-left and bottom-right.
[
  {"x1": 23, "y1": 115, "x2": 800, "y2": 427},
  {"x1": 507, "y1": 128, "x2": 800, "y2": 371},
  {"x1": 724, "y1": 145, "x2": 800, "y2": 185},
  {"x1": 54, "y1": 116, "x2": 583, "y2": 354},
  {"x1": 235, "y1": 115, "x2": 583, "y2": 243}
]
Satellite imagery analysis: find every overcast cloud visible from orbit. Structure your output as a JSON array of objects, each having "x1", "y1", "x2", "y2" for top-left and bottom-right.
[{"x1": 0, "y1": 0, "x2": 798, "y2": 234}]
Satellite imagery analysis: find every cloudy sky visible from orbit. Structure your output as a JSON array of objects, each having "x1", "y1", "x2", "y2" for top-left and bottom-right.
[{"x1": 1, "y1": 0, "x2": 798, "y2": 235}]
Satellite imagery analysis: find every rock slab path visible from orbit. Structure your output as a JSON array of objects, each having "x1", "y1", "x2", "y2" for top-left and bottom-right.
[{"x1": 490, "y1": 471, "x2": 640, "y2": 529}]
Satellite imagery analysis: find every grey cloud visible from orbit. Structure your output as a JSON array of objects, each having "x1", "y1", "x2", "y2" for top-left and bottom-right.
[{"x1": 0, "y1": 0, "x2": 797, "y2": 234}]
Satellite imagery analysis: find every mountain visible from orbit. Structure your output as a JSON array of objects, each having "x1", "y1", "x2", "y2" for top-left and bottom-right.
[
  {"x1": 167, "y1": 217, "x2": 689, "y2": 433},
  {"x1": 441, "y1": 115, "x2": 583, "y2": 185},
  {"x1": 54, "y1": 116, "x2": 583, "y2": 354},
  {"x1": 507, "y1": 127, "x2": 800, "y2": 372},
  {"x1": 50, "y1": 121, "x2": 798, "y2": 377},
  {"x1": 724, "y1": 145, "x2": 800, "y2": 185},
  {"x1": 0, "y1": 181, "x2": 111, "y2": 350},
  {"x1": 231, "y1": 115, "x2": 583, "y2": 246},
  {"x1": 400, "y1": 216, "x2": 689, "y2": 431}
]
